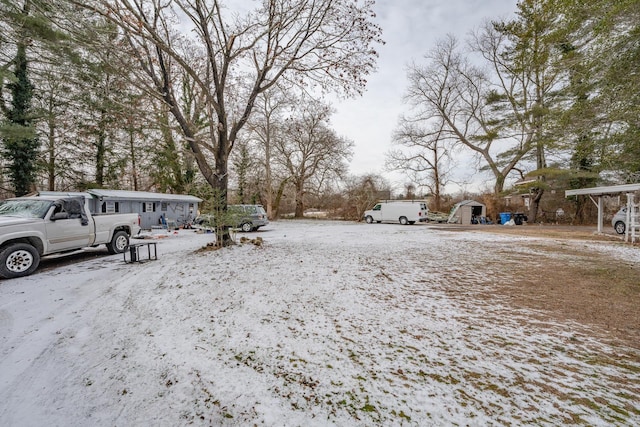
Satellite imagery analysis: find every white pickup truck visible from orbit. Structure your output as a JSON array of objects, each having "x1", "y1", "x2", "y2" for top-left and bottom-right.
[{"x1": 0, "y1": 195, "x2": 140, "y2": 279}]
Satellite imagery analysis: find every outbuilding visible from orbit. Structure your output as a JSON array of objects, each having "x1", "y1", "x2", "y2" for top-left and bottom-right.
[
  {"x1": 447, "y1": 200, "x2": 486, "y2": 224},
  {"x1": 36, "y1": 189, "x2": 202, "y2": 230}
]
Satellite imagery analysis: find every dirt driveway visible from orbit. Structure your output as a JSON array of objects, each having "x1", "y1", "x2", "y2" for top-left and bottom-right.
[{"x1": 435, "y1": 223, "x2": 640, "y2": 349}]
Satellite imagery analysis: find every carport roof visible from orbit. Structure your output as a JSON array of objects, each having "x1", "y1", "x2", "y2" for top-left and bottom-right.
[
  {"x1": 564, "y1": 183, "x2": 640, "y2": 236},
  {"x1": 565, "y1": 183, "x2": 640, "y2": 197}
]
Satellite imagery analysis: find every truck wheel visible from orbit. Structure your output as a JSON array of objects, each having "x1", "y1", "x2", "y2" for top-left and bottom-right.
[
  {"x1": 365, "y1": 216, "x2": 373, "y2": 224},
  {"x1": 241, "y1": 222, "x2": 253, "y2": 232},
  {"x1": 614, "y1": 221, "x2": 626, "y2": 235},
  {"x1": 399, "y1": 216, "x2": 408, "y2": 225},
  {"x1": 0, "y1": 243, "x2": 40, "y2": 279},
  {"x1": 107, "y1": 231, "x2": 129, "y2": 254}
]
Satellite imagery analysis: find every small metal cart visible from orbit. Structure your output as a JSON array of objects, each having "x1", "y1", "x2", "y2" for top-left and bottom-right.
[{"x1": 123, "y1": 242, "x2": 158, "y2": 263}]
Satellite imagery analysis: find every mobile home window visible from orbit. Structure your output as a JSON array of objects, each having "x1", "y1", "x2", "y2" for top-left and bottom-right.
[
  {"x1": 102, "y1": 201, "x2": 119, "y2": 213},
  {"x1": 143, "y1": 202, "x2": 156, "y2": 212},
  {"x1": 161, "y1": 202, "x2": 167, "y2": 211}
]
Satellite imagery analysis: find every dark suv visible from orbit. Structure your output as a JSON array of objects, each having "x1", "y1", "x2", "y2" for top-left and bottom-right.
[
  {"x1": 230, "y1": 204, "x2": 269, "y2": 231},
  {"x1": 194, "y1": 204, "x2": 269, "y2": 232}
]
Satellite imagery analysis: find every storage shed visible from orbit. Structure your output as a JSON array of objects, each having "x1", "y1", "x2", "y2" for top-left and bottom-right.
[
  {"x1": 447, "y1": 200, "x2": 486, "y2": 224},
  {"x1": 36, "y1": 189, "x2": 202, "y2": 230}
]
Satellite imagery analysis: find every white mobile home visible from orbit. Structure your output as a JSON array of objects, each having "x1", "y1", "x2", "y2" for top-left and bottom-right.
[
  {"x1": 364, "y1": 200, "x2": 428, "y2": 225},
  {"x1": 36, "y1": 190, "x2": 202, "y2": 230}
]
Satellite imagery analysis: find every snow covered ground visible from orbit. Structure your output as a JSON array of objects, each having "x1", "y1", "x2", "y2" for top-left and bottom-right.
[{"x1": 0, "y1": 220, "x2": 638, "y2": 426}]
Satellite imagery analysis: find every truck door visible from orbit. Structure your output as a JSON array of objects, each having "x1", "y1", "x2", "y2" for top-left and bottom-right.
[{"x1": 44, "y1": 200, "x2": 93, "y2": 252}]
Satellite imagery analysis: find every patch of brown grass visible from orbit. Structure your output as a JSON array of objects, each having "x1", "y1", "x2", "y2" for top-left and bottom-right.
[
  {"x1": 434, "y1": 224, "x2": 640, "y2": 349},
  {"x1": 502, "y1": 253, "x2": 640, "y2": 346}
]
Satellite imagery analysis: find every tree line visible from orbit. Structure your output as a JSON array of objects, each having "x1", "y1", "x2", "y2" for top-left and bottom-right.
[
  {"x1": 1, "y1": 1, "x2": 637, "y2": 238},
  {"x1": 0, "y1": 0, "x2": 390, "y2": 244},
  {"x1": 388, "y1": 0, "x2": 640, "y2": 221}
]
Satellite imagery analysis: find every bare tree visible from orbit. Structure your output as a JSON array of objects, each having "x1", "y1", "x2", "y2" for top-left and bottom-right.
[
  {"x1": 275, "y1": 99, "x2": 353, "y2": 218},
  {"x1": 76, "y1": 0, "x2": 382, "y2": 245},
  {"x1": 35, "y1": 64, "x2": 78, "y2": 191},
  {"x1": 473, "y1": 2, "x2": 566, "y2": 221},
  {"x1": 387, "y1": 117, "x2": 452, "y2": 211},
  {"x1": 343, "y1": 173, "x2": 390, "y2": 221},
  {"x1": 405, "y1": 35, "x2": 526, "y2": 195},
  {"x1": 246, "y1": 85, "x2": 293, "y2": 219},
  {"x1": 407, "y1": 19, "x2": 564, "y2": 221}
]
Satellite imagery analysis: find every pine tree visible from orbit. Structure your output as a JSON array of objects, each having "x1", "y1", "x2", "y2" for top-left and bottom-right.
[{"x1": 3, "y1": 38, "x2": 40, "y2": 196}]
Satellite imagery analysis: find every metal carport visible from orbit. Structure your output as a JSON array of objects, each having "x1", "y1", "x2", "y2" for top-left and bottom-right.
[{"x1": 565, "y1": 183, "x2": 640, "y2": 241}]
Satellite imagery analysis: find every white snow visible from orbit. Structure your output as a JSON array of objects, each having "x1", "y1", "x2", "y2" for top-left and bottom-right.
[{"x1": 1, "y1": 220, "x2": 638, "y2": 426}]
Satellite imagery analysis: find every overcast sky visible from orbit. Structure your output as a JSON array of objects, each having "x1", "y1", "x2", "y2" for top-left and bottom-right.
[{"x1": 331, "y1": 0, "x2": 518, "y2": 194}]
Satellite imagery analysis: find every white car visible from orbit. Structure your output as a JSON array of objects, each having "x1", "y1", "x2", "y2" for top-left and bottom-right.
[{"x1": 611, "y1": 207, "x2": 639, "y2": 234}]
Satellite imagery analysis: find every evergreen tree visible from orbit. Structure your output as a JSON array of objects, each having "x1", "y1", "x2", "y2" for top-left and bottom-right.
[
  {"x1": 1, "y1": 0, "x2": 75, "y2": 194},
  {"x1": 2, "y1": 7, "x2": 39, "y2": 196},
  {"x1": 559, "y1": 0, "x2": 640, "y2": 182},
  {"x1": 233, "y1": 143, "x2": 253, "y2": 205},
  {"x1": 490, "y1": 0, "x2": 567, "y2": 220}
]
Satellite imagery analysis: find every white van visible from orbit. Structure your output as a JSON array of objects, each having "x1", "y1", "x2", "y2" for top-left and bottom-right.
[{"x1": 364, "y1": 200, "x2": 429, "y2": 225}]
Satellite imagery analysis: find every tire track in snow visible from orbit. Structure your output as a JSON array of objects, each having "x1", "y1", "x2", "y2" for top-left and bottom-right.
[{"x1": 0, "y1": 309, "x2": 12, "y2": 340}]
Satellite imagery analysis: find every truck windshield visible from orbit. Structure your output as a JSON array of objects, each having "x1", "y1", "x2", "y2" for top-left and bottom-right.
[{"x1": 0, "y1": 199, "x2": 53, "y2": 219}]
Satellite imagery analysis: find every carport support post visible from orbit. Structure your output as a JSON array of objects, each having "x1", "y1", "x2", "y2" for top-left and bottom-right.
[
  {"x1": 597, "y1": 195, "x2": 603, "y2": 233},
  {"x1": 588, "y1": 195, "x2": 603, "y2": 233},
  {"x1": 626, "y1": 193, "x2": 636, "y2": 243}
]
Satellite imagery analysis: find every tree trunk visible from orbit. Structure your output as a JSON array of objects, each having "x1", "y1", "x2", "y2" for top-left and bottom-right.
[
  {"x1": 574, "y1": 196, "x2": 588, "y2": 224},
  {"x1": 528, "y1": 188, "x2": 544, "y2": 222},
  {"x1": 493, "y1": 174, "x2": 506, "y2": 195},
  {"x1": 273, "y1": 178, "x2": 288, "y2": 218},
  {"x1": 128, "y1": 128, "x2": 138, "y2": 191},
  {"x1": 96, "y1": 109, "x2": 106, "y2": 186},
  {"x1": 294, "y1": 182, "x2": 304, "y2": 218},
  {"x1": 214, "y1": 132, "x2": 234, "y2": 247},
  {"x1": 47, "y1": 115, "x2": 55, "y2": 191},
  {"x1": 265, "y1": 134, "x2": 273, "y2": 219},
  {"x1": 433, "y1": 166, "x2": 442, "y2": 212}
]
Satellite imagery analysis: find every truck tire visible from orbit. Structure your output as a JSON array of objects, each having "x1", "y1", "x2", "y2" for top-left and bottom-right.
[
  {"x1": 365, "y1": 215, "x2": 373, "y2": 224},
  {"x1": 614, "y1": 221, "x2": 625, "y2": 235},
  {"x1": 399, "y1": 216, "x2": 408, "y2": 225},
  {"x1": 107, "y1": 230, "x2": 129, "y2": 254},
  {"x1": 241, "y1": 222, "x2": 253, "y2": 232},
  {"x1": 0, "y1": 243, "x2": 40, "y2": 279}
]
